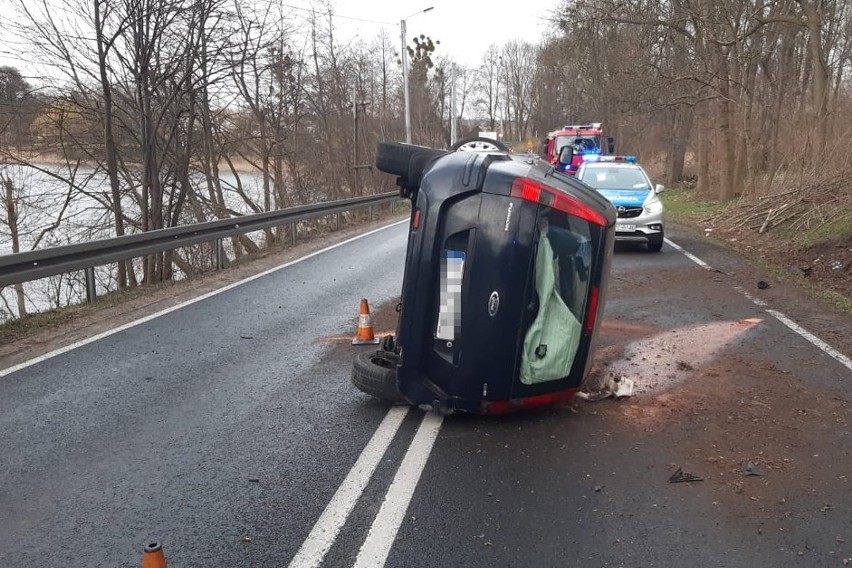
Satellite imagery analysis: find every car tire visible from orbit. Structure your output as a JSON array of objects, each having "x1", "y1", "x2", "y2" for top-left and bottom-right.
[
  {"x1": 648, "y1": 231, "x2": 664, "y2": 252},
  {"x1": 376, "y1": 141, "x2": 446, "y2": 189},
  {"x1": 351, "y1": 350, "x2": 404, "y2": 403},
  {"x1": 450, "y1": 136, "x2": 509, "y2": 152}
]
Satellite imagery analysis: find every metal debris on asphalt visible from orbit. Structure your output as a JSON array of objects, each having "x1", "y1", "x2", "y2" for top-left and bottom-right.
[
  {"x1": 741, "y1": 461, "x2": 765, "y2": 476},
  {"x1": 669, "y1": 467, "x2": 703, "y2": 483}
]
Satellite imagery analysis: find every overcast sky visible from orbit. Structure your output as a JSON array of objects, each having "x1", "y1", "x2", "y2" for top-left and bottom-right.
[
  {"x1": 0, "y1": 0, "x2": 562, "y2": 78},
  {"x1": 307, "y1": 0, "x2": 560, "y2": 68}
]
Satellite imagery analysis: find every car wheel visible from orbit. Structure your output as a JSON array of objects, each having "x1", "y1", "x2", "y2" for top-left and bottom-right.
[
  {"x1": 648, "y1": 231, "x2": 664, "y2": 252},
  {"x1": 450, "y1": 136, "x2": 509, "y2": 152},
  {"x1": 376, "y1": 142, "x2": 446, "y2": 190},
  {"x1": 351, "y1": 350, "x2": 404, "y2": 403}
]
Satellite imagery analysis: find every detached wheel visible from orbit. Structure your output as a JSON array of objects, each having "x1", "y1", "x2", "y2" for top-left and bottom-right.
[
  {"x1": 352, "y1": 350, "x2": 403, "y2": 403},
  {"x1": 450, "y1": 137, "x2": 509, "y2": 152},
  {"x1": 648, "y1": 231, "x2": 664, "y2": 252}
]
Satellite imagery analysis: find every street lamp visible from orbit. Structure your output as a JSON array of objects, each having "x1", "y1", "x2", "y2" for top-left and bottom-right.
[{"x1": 401, "y1": 6, "x2": 434, "y2": 144}]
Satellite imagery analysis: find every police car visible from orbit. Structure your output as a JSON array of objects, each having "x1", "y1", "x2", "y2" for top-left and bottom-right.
[{"x1": 575, "y1": 156, "x2": 665, "y2": 252}]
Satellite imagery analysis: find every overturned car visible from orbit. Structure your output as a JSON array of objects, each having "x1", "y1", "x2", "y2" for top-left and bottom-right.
[{"x1": 352, "y1": 140, "x2": 617, "y2": 414}]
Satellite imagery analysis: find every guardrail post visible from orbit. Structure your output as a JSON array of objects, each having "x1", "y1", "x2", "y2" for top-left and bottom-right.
[
  {"x1": 336, "y1": 212, "x2": 341, "y2": 231},
  {"x1": 215, "y1": 239, "x2": 225, "y2": 270},
  {"x1": 291, "y1": 223, "x2": 297, "y2": 246},
  {"x1": 369, "y1": 205, "x2": 373, "y2": 222},
  {"x1": 85, "y1": 267, "x2": 97, "y2": 303}
]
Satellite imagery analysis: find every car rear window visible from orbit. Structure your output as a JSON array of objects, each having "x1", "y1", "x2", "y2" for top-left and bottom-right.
[
  {"x1": 519, "y1": 211, "x2": 595, "y2": 385},
  {"x1": 580, "y1": 166, "x2": 649, "y2": 190}
]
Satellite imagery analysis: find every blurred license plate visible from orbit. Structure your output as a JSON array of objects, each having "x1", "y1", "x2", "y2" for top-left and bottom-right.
[
  {"x1": 436, "y1": 250, "x2": 465, "y2": 341},
  {"x1": 616, "y1": 224, "x2": 636, "y2": 232}
]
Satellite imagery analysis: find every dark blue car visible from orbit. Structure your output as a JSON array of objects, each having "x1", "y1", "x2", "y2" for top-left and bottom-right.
[{"x1": 352, "y1": 141, "x2": 617, "y2": 414}]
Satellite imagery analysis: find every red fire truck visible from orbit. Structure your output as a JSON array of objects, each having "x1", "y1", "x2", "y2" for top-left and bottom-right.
[{"x1": 542, "y1": 123, "x2": 615, "y2": 175}]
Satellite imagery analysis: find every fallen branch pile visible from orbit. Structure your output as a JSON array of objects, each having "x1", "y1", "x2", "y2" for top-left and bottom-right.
[{"x1": 704, "y1": 173, "x2": 852, "y2": 237}]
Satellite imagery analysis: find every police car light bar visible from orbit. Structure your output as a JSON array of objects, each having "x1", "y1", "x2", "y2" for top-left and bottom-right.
[{"x1": 592, "y1": 155, "x2": 637, "y2": 163}]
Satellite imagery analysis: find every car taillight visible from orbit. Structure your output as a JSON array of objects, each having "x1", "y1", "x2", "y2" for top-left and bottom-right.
[
  {"x1": 480, "y1": 388, "x2": 580, "y2": 414},
  {"x1": 511, "y1": 178, "x2": 607, "y2": 227},
  {"x1": 412, "y1": 208, "x2": 421, "y2": 230},
  {"x1": 584, "y1": 285, "x2": 599, "y2": 336}
]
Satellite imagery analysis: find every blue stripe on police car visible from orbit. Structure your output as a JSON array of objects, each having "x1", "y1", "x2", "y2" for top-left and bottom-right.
[{"x1": 596, "y1": 189, "x2": 649, "y2": 207}]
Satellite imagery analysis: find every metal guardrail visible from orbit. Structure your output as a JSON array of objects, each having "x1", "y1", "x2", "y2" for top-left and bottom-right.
[{"x1": 0, "y1": 192, "x2": 400, "y2": 299}]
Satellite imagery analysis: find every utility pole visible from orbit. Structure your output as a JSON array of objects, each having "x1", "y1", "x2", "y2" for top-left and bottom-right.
[
  {"x1": 401, "y1": 18, "x2": 410, "y2": 144},
  {"x1": 349, "y1": 91, "x2": 371, "y2": 195},
  {"x1": 401, "y1": 7, "x2": 434, "y2": 144},
  {"x1": 450, "y1": 67, "x2": 457, "y2": 146}
]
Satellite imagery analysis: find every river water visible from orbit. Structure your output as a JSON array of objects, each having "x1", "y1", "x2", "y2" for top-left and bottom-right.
[{"x1": 0, "y1": 163, "x2": 268, "y2": 321}]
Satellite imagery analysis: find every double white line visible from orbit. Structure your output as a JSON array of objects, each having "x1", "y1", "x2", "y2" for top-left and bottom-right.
[{"x1": 288, "y1": 407, "x2": 444, "y2": 568}]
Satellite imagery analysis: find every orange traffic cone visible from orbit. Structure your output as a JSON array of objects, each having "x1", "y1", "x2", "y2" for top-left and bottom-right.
[
  {"x1": 141, "y1": 542, "x2": 167, "y2": 568},
  {"x1": 352, "y1": 298, "x2": 381, "y2": 345}
]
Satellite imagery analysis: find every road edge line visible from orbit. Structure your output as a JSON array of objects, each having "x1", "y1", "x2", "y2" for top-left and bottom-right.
[
  {"x1": 766, "y1": 309, "x2": 852, "y2": 372},
  {"x1": 667, "y1": 237, "x2": 851, "y2": 373},
  {"x1": 664, "y1": 237, "x2": 712, "y2": 269},
  {"x1": 0, "y1": 219, "x2": 408, "y2": 378}
]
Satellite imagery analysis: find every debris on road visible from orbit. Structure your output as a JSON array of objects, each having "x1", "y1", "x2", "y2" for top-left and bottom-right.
[
  {"x1": 756, "y1": 280, "x2": 770, "y2": 290},
  {"x1": 576, "y1": 371, "x2": 635, "y2": 402},
  {"x1": 741, "y1": 461, "x2": 765, "y2": 476},
  {"x1": 788, "y1": 265, "x2": 812, "y2": 276},
  {"x1": 669, "y1": 467, "x2": 703, "y2": 483}
]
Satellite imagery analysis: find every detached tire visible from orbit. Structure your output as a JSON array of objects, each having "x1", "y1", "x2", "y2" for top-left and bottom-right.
[{"x1": 352, "y1": 350, "x2": 403, "y2": 403}]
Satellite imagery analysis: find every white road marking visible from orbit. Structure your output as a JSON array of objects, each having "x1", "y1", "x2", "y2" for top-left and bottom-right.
[
  {"x1": 664, "y1": 237, "x2": 712, "y2": 269},
  {"x1": 287, "y1": 406, "x2": 410, "y2": 568},
  {"x1": 767, "y1": 310, "x2": 852, "y2": 372},
  {"x1": 0, "y1": 219, "x2": 408, "y2": 378},
  {"x1": 733, "y1": 286, "x2": 768, "y2": 306},
  {"x1": 353, "y1": 412, "x2": 444, "y2": 568},
  {"x1": 667, "y1": 237, "x2": 851, "y2": 373}
]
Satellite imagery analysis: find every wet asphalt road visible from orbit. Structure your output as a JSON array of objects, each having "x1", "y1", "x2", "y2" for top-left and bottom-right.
[{"x1": 0, "y1": 221, "x2": 850, "y2": 567}]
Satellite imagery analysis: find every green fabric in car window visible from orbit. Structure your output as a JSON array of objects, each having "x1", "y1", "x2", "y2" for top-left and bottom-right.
[{"x1": 520, "y1": 230, "x2": 582, "y2": 385}]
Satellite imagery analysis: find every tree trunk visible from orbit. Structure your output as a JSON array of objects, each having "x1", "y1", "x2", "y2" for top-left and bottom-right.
[
  {"x1": 696, "y1": 101, "x2": 711, "y2": 197},
  {"x1": 94, "y1": 0, "x2": 128, "y2": 289},
  {"x1": 667, "y1": 106, "x2": 693, "y2": 186},
  {"x1": 715, "y1": 50, "x2": 738, "y2": 201},
  {"x1": 4, "y1": 177, "x2": 27, "y2": 317}
]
